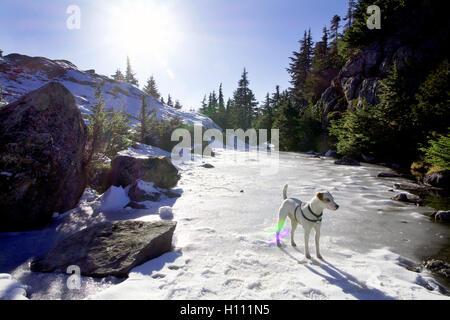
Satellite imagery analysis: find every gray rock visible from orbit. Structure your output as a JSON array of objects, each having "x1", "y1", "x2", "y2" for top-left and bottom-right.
[
  {"x1": 434, "y1": 211, "x2": 450, "y2": 223},
  {"x1": 334, "y1": 157, "x2": 360, "y2": 166},
  {"x1": 0, "y1": 82, "x2": 87, "y2": 231},
  {"x1": 423, "y1": 259, "x2": 450, "y2": 278},
  {"x1": 109, "y1": 155, "x2": 180, "y2": 189},
  {"x1": 424, "y1": 171, "x2": 450, "y2": 189},
  {"x1": 201, "y1": 163, "x2": 215, "y2": 169},
  {"x1": 392, "y1": 193, "x2": 422, "y2": 204},
  {"x1": 31, "y1": 220, "x2": 177, "y2": 278},
  {"x1": 377, "y1": 172, "x2": 402, "y2": 178}
]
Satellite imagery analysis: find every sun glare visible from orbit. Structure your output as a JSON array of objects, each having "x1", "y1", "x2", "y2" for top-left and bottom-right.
[{"x1": 107, "y1": 1, "x2": 181, "y2": 62}]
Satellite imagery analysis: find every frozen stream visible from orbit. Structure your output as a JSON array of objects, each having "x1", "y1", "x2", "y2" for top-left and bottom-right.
[{"x1": 1, "y1": 150, "x2": 449, "y2": 299}]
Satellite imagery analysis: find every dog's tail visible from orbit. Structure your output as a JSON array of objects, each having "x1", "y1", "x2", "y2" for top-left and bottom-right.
[{"x1": 282, "y1": 184, "x2": 288, "y2": 200}]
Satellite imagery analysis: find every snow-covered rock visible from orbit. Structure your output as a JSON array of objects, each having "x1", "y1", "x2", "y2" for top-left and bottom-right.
[
  {"x1": 159, "y1": 206, "x2": 174, "y2": 220},
  {"x1": 0, "y1": 53, "x2": 219, "y2": 129},
  {"x1": 100, "y1": 186, "x2": 130, "y2": 212},
  {"x1": 0, "y1": 274, "x2": 28, "y2": 300}
]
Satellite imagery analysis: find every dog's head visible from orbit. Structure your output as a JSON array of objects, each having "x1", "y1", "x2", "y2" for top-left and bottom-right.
[{"x1": 316, "y1": 191, "x2": 339, "y2": 211}]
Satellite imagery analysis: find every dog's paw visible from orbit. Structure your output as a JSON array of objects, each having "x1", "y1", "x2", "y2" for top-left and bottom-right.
[
  {"x1": 305, "y1": 254, "x2": 312, "y2": 260},
  {"x1": 317, "y1": 254, "x2": 324, "y2": 260},
  {"x1": 291, "y1": 242, "x2": 297, "y2": 247}
]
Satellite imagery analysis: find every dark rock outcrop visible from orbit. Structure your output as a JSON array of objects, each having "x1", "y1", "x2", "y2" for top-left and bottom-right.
[
  {"x1": 31, "y1": 220, "x2": 177, "y2": 278},
  {"x1": 423, "y1": 259, "x2": 450, "y2": 278},
  {"x1": 392, "y1": 193, "x2": 422, "y2": 205},
  {"x1": 109, "y1": 155, "x2": 180, "y2": 189},
  {"x1": 334, "y1": 157, "x2": 360, "y2": 166},
  {"x1": 432, "y1": 211, "x2": 450, "y2": 223},
  {"x1": 424, "y1": 171, "x2": 450, "y2": 190},
  {"x1": 0, "y1": 82, "x2": 87, "y2": 231}
]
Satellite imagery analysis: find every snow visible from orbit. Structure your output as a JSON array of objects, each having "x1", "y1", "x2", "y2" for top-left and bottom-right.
[
  {"x1": 136, "y1": 180, "x2": 159, "y2": 194},
  {"x1": 159, "y1": 206, "x2": 174, "y2": 220},
  {"x1": 99, "y1": 186, "x2": 130, "y2": 212},
  {"x1": 1, "y1": 149, "x2": 449, "y2": 300},
  {"x1": 89, "y1": 150, "x2": 449, "y2": 300},
  {"x1": 118, "y1": 142, "x2": 171, "y2": 158},
  {"x1": 0, "y1": 274, "x2": 28, "y2": 300}
]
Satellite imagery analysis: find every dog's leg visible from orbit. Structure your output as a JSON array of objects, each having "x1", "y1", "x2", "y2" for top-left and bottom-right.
[
  {"x1": 304, "y1": 227, "x2": 312, "y2": 259},
  {"x1": 290, "y1": 218, "x2": 297, "y2": 247},
  {"x1": 276, "y1": 209, "x2": 287, "y2": 247},
  {"x1": 314, "y1": 226, "x2": 323, "y2": 260}
]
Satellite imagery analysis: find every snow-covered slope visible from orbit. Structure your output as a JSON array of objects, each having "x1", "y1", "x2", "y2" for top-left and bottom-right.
[{"x1": 0, "y1": 54, "x2": 219, "y2": 129}]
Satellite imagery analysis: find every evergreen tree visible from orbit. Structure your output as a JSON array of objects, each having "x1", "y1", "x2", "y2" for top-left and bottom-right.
[
  {"x1": 218, "y1": 83, "x2": 225, "y2": 112},
  {"x1": 167, "y1": 94, "x2": 173, "y2": 107},
  {"x1": 421, "y1": 130, "x2": 450, "y2": 171},
  {"x1": 330, "y1": 15, "x2": 341, "y2": 52},
  {"x1": 287, "y1": 29, "x2": 314, "y2": 105},
  {"x1": 174, "y1": 100, "x2": 183, "y2": 110},
  {"x1": 199, "y1": 95, "x2": 208, "y2": 114},
  {"x1": 136, "y1": 95, "x2": 156, "y2": 144},
  {"x1": 273, "y1": 94, "x2": 302, "y2": 151},
  {"x1": 111, "y1": 69, "x2": 125, "y2": 81},
  {"x1": 143, "y1": 76, "x2": 161, "y2": 99},
  {"x1": 160, "y1": 97, "x2": 165, "y2": 104},
  {"x1": 87, "y1": 85, "x2": 108, "y2": 162},
  {"x1": 254, "y1": 93, "x2": 274, "y2": 139},
  {"x1": 105, "y1": 108, "x2": 132, "y2": 158},
  {"x1": 231, "y1": 68, "x2": 258, "y2": 129},
  {"x1": 125, "y1": 56, "x2": 139, "y2": 86},
  {"x1": 343, "y1": 0, "x2": 356, "y2": 31}
]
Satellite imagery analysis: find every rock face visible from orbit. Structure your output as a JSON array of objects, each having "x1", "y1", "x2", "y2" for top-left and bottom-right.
[
  {"x1": 316, "y1": 34, "x2": 447, "y2": 129},
  {"x1": 109, "y1": 155, "x2": 180, "y2": 189},
  {"x1": 424, "y1": 171, "x2": 450, "y2": 190},
  {"x1": 433, "y1": 211, "x2": 450, "y2": 223},
  {"x1": 31, "y1": 220, "x2": 177, "y2": 278},
  {"x1": 0, "y1": 82, "x2": 87, "y2": 231}
]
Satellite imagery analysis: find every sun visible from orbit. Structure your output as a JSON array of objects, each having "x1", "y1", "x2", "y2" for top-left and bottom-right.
[{"x1": 106, "y1": 1, "x2": 181, "y2": 60}]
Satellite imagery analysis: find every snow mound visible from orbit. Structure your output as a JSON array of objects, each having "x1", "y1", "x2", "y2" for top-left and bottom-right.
[
  {"x1": 159, "y1": 206, "x2": 174, "y2": 220},
  {"x1": 118, "y1": 142, "x2": 171, "y2": 159},
  {"x1": 0, "y1": 274, "x2": 28, "y2": 300},
  {"x1": 100, "y1": 186, "x2": 130, "y2": 212}
]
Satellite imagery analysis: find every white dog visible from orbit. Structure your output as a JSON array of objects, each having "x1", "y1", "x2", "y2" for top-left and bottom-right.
[{"x1": 276, "y1": 184, "x2": 339, "y2": 259}]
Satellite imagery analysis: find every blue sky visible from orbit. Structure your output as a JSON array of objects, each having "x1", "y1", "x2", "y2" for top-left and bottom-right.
[{"x1": 0, "y1": 0, "x2": 348, "y2": 109}]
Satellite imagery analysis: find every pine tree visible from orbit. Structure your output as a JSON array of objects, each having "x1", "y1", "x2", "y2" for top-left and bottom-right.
[
  {"x1": 232, "y1": 68, "x2": 258, "y2": 129},
  {"x1": 199, "y1": 95, "x2": 208, "y2": 114},
  {"x1": 160, "y1": 97, "x2": 165, "y2": 104},
  {"x1": 125, "y1": 56, "x2": 139, "y2": 86},
  {"x1": 174, "y1": 100, "x2": 183, "y2": 110},
  {"x1": 87, "y1": 85, "x2": 109, "y2": 162},
  {"x1": 218, "y1": 83, "x2": 225, "y2": 112},
  {"x1": 330, "y1": 15, "x2": 341, "y2": 52},
  {"x1": 111, "y1": 69, "x2": 125, "y2": 81},
  {"x1": 343, "y1": 0, "x2": 356, "y2": 31},
  {"x1": 421, "y1": 130, "x2": 450, "y2": 171},
  {"x1": 105, "y1": 108, "x2": 132, "y2": 158},
  {"x1": 273, "y1": 94, "x2": 301, "y2": 151},
  {"x1": 143, "y1": 76, "x2": 161, "y2": 99},
  {"x1": 136, "y1": 95, "x2": 156, "y2": 144},
  {"x1": 287, "y1": 29, "x2": 314, "y2": 105},
  {"x1": 167, "y1": 94, "x2": 173, "y2": 107}
]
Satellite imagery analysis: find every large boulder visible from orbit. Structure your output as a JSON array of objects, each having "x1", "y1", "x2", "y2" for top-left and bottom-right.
[
  {"x1": 0, "y1": 82, "x2": 87, "y2": 231},
  {"x1": 424, "y1": 171, "x2": 450, "y2": 190},
  {"x1": 109, "y1": 155, "x2": 180, "y2": 189},
  {"x1": 31, "y1": 220, "x2": 177, "y2": 278}
]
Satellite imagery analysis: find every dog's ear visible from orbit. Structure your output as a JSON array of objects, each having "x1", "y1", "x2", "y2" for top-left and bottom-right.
[{"x1": 316, "y1": 192, "x2": 324, "y2": 200}]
